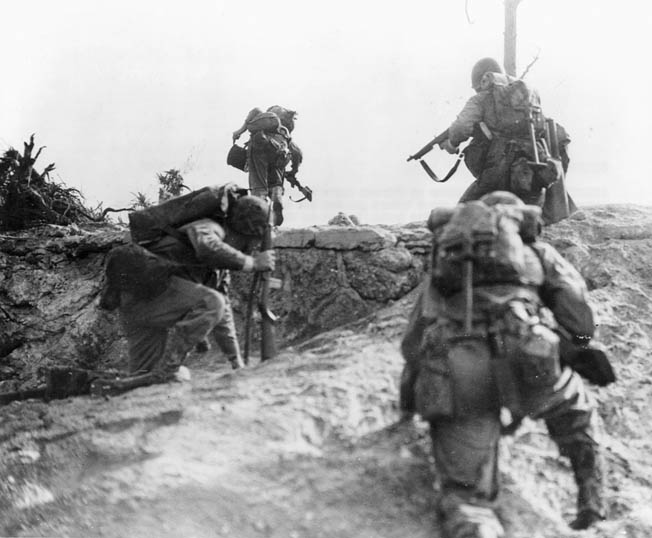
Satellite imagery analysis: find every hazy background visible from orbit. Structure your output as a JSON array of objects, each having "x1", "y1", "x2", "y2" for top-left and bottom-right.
[{"x1": 2, "y1": 0, "x2": 650, "y2": 227}]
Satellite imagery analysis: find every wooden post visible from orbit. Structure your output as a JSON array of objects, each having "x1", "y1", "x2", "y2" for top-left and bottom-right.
[{"x1": 504, "y1": 0, "x2": 523, "y2": 76}]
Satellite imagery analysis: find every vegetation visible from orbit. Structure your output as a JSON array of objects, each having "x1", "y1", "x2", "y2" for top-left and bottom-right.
[
  {"x1": 0, "y1": 135, "x2": 96, "y2": 231},
  {"x1": 0, "y1": 135, "x2": 192, "y2": 230}
]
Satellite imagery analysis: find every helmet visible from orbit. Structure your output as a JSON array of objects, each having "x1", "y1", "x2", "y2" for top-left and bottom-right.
[
  {"x1": 228, "y1": 195, "x2": 270, "y2": 238},
  {"x1": 267, "y1": 105, "x2": 297, "y2": 132},
  {"x1": 471, "y1": 58, "x2": 503, "y2": 91},
  {"x1": 480, "y1": 191, "x2": 523, "y2": 207}
]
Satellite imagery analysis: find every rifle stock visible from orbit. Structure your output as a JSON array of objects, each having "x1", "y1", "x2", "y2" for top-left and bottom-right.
[
  {"x1": 407, "y1": 129, "x2": 450, "y2": 162},
  {"x1": 243, "y1": 273, "x2": 261, "y2": 365},
  {"x1": 258, "y1": 205, "x2": 278, "y2": 361},
  {"x1": 286, "y1": 173, "x2": 313, "y2": 202}
]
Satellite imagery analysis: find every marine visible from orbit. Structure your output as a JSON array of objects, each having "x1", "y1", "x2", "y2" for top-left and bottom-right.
[
  {"x1": 100, "y1": 184, "x2": 275, "y2": 384},
  {"x1": 232, "y1": 105, "x2": 303, "y2": 226},
  {"x1": 439, "y1": 58, "x2": 571, "y2": 217},
  {"x1": 399, "y1": 191, "x2": 610, "y2": 538}
]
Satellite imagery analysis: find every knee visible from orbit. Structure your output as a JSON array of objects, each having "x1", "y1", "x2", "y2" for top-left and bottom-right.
[{"x1": 203, "y1": 289, "x2": 225, "y2": 321}]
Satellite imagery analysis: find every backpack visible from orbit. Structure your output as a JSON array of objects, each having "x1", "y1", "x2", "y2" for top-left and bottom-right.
[
  {"x1": 480, "y1": 72, "x2": 544, "y2": 137},
  {"x1": 429, "y1": 197, "x2": 542, "y2": 296},
  {"x1": 102, "y1": 243, "x2": 181, "y2": 303},
  {"x1": 128, "y1": 183, "x2": 247, "y2": 244},
  {"x1": 246, "y1": 111, "x2": 282, "y2": 134}
]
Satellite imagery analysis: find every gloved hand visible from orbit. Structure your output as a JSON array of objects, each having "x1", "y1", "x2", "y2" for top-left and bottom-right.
[
  {"x1": 253, "y1": 250, "x2": 275, "y2": 272},
  {"x1": 438, "y1": 138, "x2": 458, "y2": 154}
]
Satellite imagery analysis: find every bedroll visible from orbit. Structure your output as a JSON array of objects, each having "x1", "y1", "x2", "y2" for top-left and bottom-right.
[{"x1": 129, "y1": 183, "x2": 247, "y2": 243}]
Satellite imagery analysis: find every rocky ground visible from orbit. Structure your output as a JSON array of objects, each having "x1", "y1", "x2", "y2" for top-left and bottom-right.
[{"x1": 1, "y1": 206, "x2": 652, "y2": 538}]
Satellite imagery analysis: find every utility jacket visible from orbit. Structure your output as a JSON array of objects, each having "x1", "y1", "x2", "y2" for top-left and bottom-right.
[
  {"x1": 446, "y1": 91, "x2": 571, "y2": 173},
  {"x1": 146, "y1": 218, "x2": 251, "y2": 285}
]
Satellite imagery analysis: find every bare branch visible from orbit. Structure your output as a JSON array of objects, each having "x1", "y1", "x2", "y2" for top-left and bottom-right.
[{"x1": 519, "y1": 50, "x2": 541, "y2": 79}]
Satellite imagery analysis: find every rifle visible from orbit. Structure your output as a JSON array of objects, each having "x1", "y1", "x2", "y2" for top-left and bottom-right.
[
  {"x1": 258, "y1": 204, "x2": 278, "y2": 361},
  {"x1": 406, "y1": 129, "x2": 450, "y2": 162},
  {"x1": 0, "y1": 366, "x2": 152, "y2": 405},
  {"x1": 243, "y1": 273, "x2": 261, "y2": 365},
  {"x1": 286, "y1": 172, "x2": 313, "y2": 202},
  {"x1": 407, "y1": 129, "x2": 465, "y2": 183}
]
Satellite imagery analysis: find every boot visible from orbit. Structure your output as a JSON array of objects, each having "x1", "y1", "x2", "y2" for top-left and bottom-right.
[
  {"x1": 439, "y1": 496, "x2": 505, "y2": 538},
  {"x1": 195, "y1": 338, "x2": 212, "y2": 354},
  {"x1": 151, "y1": 328, "x2": 194, "y2": 383},
  {"x1": 229, "y1": 356, "x2": 245, "y2": 370},
  {"x1": 566, "y1": 442, "x2": 606, "y2": 529}
]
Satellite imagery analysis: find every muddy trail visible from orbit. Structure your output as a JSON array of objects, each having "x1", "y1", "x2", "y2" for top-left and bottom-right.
[{"x1": 1, "y1": 206, "x2": 652, "y2": 538}]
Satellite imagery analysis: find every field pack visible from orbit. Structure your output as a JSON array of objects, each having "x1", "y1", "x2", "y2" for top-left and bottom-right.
[
  {"x1": 429, "y1": 197, "x2": 542, "y2": 296},
  {"x1": 480, "y1": 72, "x2": 544, "y2": 137}
]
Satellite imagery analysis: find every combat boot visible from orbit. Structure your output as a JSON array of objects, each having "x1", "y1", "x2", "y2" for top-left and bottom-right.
[
  {"x1": 151, "y1": 328, "x2": 194, "y2": 383},
  {"x1": 229, "y1": 356, "x2": 245, "y2": 370},
  {"x1": 439, "y1": 496, "x2": 505, "y2": 538},
  {"x1": 566, "y1": 442, "x2": 606, "y2": 530}
]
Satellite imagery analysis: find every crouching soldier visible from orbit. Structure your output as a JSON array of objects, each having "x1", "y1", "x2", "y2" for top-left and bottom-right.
[
  {"x1": 100, "y1": 184, "x2": 274, "y2": 385},
  {"x1": 399, "y1": 192, "x2": 612, "y2": 538}
]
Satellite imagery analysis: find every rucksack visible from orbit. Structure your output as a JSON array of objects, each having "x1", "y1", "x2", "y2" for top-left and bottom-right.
[
  {"x1": 429, "y1": 197, "x2": 542, "y2": 296},
  {"x1": 128, "y1": 183, "x2": 247, "y2": 244},
  {"x1": 480, "y1": 72, "x2": 545, "y2": 137},
  {"x1": 246, "y1": 111, "x2": 282, "y2": 134},
  {"x1": 102, "y1": 243, "x2": 181, "y2": 303}
]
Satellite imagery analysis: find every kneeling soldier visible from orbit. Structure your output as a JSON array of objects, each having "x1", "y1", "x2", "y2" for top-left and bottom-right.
[{"x1": 101, "y1": 184, "x2": 274, "y2": 385}]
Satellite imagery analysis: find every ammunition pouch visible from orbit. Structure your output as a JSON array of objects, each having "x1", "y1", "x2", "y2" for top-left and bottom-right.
[{"x1": 495, "y1": 300, "x2": 561, "y2": 389}]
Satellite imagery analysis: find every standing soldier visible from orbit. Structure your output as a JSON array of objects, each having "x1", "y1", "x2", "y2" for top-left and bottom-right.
[
  {"x1": 399, "y1": 192, "x2": 611, "y2": 538},
  {"x1": 101, "y1": 185, "x2": 274, "y2": 383},
  {"x1": 438, "y1": 58, "x2": 568, "y2": 209},
  {"x1": 231, "y1": 105, "x2": 303, "y2": 226}
]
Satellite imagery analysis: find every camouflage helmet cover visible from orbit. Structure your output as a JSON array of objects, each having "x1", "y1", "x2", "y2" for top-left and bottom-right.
[
  {"x1": 228, "y1": 195, "x2": 270, "y2": 238},
  {"x1": 471, "y1": 57, "x2": 503, "y2": 91}
]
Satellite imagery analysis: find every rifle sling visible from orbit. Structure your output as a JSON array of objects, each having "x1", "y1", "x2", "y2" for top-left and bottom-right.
[{"x1": 418, "y1": 150, "x2": 465, "y2": 183}]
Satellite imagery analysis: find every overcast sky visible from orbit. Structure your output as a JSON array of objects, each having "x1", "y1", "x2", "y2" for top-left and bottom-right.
[{"x1": 2, "y1": 0, "x2": 651, "y2": 227}]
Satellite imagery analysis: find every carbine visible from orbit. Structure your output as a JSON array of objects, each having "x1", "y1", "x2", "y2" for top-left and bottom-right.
[{"x1": 406, "y1": 129, "x2": 450, "y2": 162}]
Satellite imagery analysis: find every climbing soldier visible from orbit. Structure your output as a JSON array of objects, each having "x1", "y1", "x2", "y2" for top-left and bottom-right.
[
  {"x1": 399, "y1": 191, "x2": 612, "y2": 538},
  {"x1": 231, "y1": 105, "x2": 303, "y2": 226},
  {"x1": 437, "y1": 58, "x2": 571, "y2": 217}
]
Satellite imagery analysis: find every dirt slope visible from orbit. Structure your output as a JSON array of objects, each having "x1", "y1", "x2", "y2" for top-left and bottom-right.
[{"x1": 1, "y1": 205, "x2": 652, "y2": 538}]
